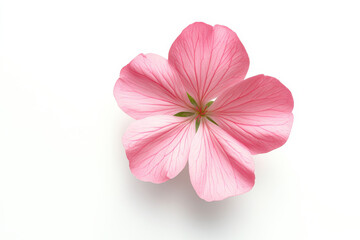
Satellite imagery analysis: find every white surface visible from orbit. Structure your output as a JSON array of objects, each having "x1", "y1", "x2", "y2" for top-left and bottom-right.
[{"x1": 1, "y1": 0, "x2": 360, "y2": 239}]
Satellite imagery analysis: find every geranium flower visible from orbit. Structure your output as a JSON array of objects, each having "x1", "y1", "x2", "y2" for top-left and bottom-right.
[{"x1": 114, "y1": 22, "x2": 293, "y2": 202}]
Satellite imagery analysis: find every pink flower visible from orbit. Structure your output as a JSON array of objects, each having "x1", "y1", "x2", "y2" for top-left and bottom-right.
[{"x1": 114, "y1": 22, "x2": 294, "y2": 202}]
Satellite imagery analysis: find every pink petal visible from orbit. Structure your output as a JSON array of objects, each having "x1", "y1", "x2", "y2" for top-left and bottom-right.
[
  {"x1": 210, "y1": 75, "x2": 294, "y2": 154},
  {"x1": 114, "y1": 53, "x2": 189, "y2": 120},
  {"x1": 168, "y1": 22, "x2": 249, "y2": 105},
  {"x1": 123, "y1": 115, "x2": 195, "y2": 183},
  {"x1": 189, "y1": 121, "x2": 255, "y2": 202}
]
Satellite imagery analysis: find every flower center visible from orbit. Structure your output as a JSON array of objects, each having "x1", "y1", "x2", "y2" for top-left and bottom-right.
[
  {"x1": 195, "y1": 105, "x2": 208, "y2": 119},
  {"x1": 173, "y1": 93, "x2": 218, "y2": 132}
]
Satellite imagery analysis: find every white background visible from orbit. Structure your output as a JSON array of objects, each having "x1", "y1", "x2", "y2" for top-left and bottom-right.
[{"x1": 1, "y1": 0, "x2": 359, "y2": 239}]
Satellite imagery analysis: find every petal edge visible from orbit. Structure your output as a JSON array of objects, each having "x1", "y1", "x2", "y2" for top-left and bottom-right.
[
  {"x1": 123, "y1": 115, "x2": 195, "y2": 183},
  {"x1": 114, "y1": 54, "x2": 189, "y2": 119},
  {"x1": 211, "y1": 75, "x2": 294, "y2": 154},
  {"x1": 168, "y1": 22, "x2": 249, "y2": 105},
  {"x1": 189, "y1": 121, "x2": 255, "y2": 201}
]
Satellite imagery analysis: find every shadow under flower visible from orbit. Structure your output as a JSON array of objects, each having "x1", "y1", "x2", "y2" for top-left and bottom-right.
[
  {"x1": 123, "y1": 163, "x2": 245, "y2": 223},
  {"x1": 116, "y1": 118, "x2": 248, "y2": 229}
]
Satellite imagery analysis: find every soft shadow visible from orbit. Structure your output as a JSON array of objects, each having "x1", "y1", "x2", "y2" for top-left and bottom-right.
[
  {"x1": 122, "y1": 165, "x2": 249, "y2": 229},
  {"x1": 116, "y1": 118, "x2": 247, "y2": 227}
]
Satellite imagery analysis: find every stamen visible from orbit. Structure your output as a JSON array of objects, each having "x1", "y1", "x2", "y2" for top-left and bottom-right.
[{"x1": 203, "y1": 105, "x2": 209, "y2": 112}]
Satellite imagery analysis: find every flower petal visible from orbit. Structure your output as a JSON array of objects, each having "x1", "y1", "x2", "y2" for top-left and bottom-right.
[
  {"x1": 114, "y1": 53, "x2": 189, "y2": 119},
  {"x1": 210, "y1": 75, "x2": 294, "y2": 154},
  {"x1": 189, "y1": 121, "x2": 255, "y2": 202},
  {"x1": 168, "y1": 22, "x2": 249, "y2": 105},
  {"x1": 123, "y1": 115, "x2": 195, "y2": 183}
]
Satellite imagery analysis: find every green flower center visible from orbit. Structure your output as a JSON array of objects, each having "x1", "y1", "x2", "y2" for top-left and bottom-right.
[{"x1": 174, "y1": 93, "x2": 218, "y2": 132}]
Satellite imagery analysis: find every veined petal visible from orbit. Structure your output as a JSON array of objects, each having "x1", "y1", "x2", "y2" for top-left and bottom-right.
[
  {"x1": 168, "y1": 22, "x2": 249, "y2": 105},
  {"x1": 114, "y1": 53, "x2": 189, "y2": 120},
  {"x1": 189, "y1": 121, "x2": 255, "y2": 202},
  {"x1": 123, "y1": 115, "x2": 195, "y2": 183},
  {"x1": 210, "y1": 75, "x2": 294, "y2": 154}
]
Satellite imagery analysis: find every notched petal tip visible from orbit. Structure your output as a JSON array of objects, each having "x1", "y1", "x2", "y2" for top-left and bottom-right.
[{"x1": 168, "y1": 21, "x2": 250, "y2": 104}]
